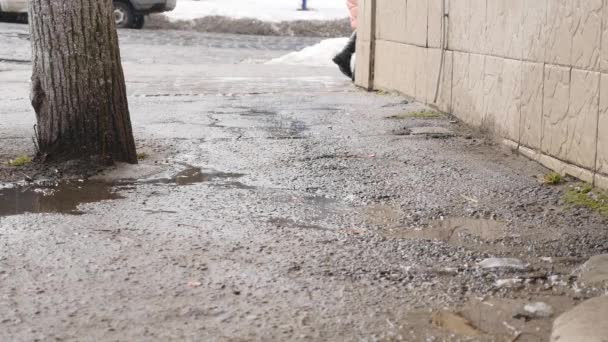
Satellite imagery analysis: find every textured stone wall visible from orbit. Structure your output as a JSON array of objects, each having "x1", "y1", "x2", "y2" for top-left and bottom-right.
[{"x1": 355, "y1": 0, "x2": 608, "y2": 188}]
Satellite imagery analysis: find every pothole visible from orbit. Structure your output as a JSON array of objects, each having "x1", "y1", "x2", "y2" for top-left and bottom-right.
[
  {"x1": 384, "y1": 218, "x2": 508, "y2": 243},
  {"x1": 0, "y1": 182, "x2": 123, "y2": 217},
  {"x1": 0, "y1": 165, "x2": 249, "y2": 217}
]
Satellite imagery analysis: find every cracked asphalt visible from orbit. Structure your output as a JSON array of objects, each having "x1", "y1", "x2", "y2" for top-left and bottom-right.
[{"x1": 1, "y1": 23, "x2": 608, "y2": 341}]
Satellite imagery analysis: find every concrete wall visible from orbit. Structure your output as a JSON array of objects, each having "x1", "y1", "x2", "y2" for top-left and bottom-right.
[{"x1": 355, "y1": 0, "x2": 608, "y2": 188}]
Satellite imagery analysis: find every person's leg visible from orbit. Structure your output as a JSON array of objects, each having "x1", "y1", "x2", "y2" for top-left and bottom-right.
[
  {"x1": 333, "y1": 31, "x2": 357, "y2": 79},
  {"x1": 346, "y1": 31, "x2": 357, "y2": 54}
]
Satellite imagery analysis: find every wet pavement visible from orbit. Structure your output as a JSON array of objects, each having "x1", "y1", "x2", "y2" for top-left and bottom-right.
[{"x1": 1, "y1": 22, "x2": 608, "y2": 341}]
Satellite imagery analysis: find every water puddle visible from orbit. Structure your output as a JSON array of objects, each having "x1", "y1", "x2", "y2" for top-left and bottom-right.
[
  {"x1": 0, "y1": 165, "x2": 250, "y2": 217},
  {"x1": 0, "y1": 182, "x2": 122, "y2": 216},
  {"x1": 457, "y1": 297, "x2": 576, "y2": 340},
  {"x1": 135, "y1": 167, "x2": 244, "y2": 186},
  {"x1": 385, "y1": 218, "x2": 508, "y2": 243},
  {"x1": 215, "y1": 181, "x2": 257, "y2": 190},
  {"x1": 268, "y1": 218, "x2": 330, "y2": 232}
]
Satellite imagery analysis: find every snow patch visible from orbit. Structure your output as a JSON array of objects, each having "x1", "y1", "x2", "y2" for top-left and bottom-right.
[
  {"x1": 266, "y1": 38, "x2": 348, "y2": 67},
  {"x1": 167, "y1": 0, "x2": 349, "y2": 22}
]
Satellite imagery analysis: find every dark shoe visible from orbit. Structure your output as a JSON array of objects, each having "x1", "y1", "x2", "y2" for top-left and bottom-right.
[{"x1": 333, "y1": 54, "x2": 353, "y2": 79}]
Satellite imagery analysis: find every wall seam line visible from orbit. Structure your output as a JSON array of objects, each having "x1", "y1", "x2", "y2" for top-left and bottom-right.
[
  {"x1": 540, "y1": 0, "x2": 548, "y2": 156},
  {"x1": 593, "y1": 0, "x2": 605, "y2": 185},
  {"x1": 517, "y1": 0, "x2": 524, "y2": 148},
  {"x1": 540, "y1": 63, "x2": 546, "y2": 157},
  {"x1": 564, "y1": 66, "x2": 573, "y2": 172},
  {"x1": 374, "y1": 39, "x2": 605, "y2": 73},
  {"x1": 425, "y1": 0, "x2": 429, "y2": 48}
]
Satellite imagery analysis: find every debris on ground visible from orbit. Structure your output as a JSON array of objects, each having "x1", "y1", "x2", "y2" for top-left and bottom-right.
[
  {"x1": 495, "y1": 278, "x2": 524, "y2": 289},
  {"x1": 7, "y1": 155, "x2": 32, "y2": 167},
  {"x1": 431, "y1": 311, "x2": 483, "y2": 337},
  {"x1": 523, "y1": 302, "x2": 554, "y2": 318}
]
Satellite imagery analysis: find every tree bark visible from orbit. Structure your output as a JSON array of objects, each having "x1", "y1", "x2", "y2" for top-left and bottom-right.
[{"x1": 28, "y1": 0, "x2": 137, "y2": 164}]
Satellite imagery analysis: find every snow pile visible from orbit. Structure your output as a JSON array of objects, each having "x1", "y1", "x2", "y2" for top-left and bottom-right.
[
  {"x1": 266, "y1": 37, "x2": 348, "y2": 67},
  {"x1": 167, "y1": 0, "x2": 349, "y2": 22}
]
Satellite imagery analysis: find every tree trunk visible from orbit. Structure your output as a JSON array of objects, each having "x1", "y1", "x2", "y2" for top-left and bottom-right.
[{"x1": 28, "y1": 0, "x2": 137, "y2": 164}]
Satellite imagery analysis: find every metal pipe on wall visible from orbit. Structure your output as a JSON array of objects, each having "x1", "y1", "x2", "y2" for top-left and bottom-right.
[{"x1": 433, "y1": 0, "x2": 448, "y2": 104}]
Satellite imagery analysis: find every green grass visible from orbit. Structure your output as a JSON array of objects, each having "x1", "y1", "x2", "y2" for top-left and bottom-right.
[
  {"x1": 137, "y1": 152, "x2": 148, "y2": 161},
  {"x1": 7, "y1": 155, "x2": 32, "y2": 167},
  {"x1": 564, "y1": 183, "x2": 608, "y2": 216},
  {"x1": 388, "y1": 110, "x2": 442, "y2": 120},
  {"x1": 544, "y1": 172, "x2": 564, "y2": 185}
]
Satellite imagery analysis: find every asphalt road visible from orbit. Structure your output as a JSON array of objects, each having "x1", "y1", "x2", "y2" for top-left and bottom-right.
[{"x1": 1, "y1": 23, "x2": 607, "y2": 341}]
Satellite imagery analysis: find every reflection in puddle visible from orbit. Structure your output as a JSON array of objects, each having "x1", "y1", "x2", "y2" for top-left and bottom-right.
[
  {"x1": 0, "y1": 182, "x2": 122, "y2": 217},
  {"x1": 136, "y1": 167, "x2": 244, "y2": 186},
  {"x1": 0, "y1": 165, "x2": 250, "y2": 217},
  {"x1": 386, "y1": 218, "x2": 507, "y2": 243}
]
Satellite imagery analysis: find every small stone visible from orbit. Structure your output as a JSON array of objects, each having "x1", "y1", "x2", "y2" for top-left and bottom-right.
[
  {"x1": 187, "y1": 281, "x2": 202, "y2": 288},
  {"x1": 495, "y1": 278, "x2": 523, "y2": 288},
  {"x1": 551, "y1": 297, "x2": 608, "y2": 342}
]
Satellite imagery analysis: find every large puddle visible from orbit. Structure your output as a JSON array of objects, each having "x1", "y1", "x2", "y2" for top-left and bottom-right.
[
  {"x1": 0, "y1": 165, "x2": 247, "y2": 217},
  {"x1": 0, "y1": 182, "x2": 123, "y2": 216}
]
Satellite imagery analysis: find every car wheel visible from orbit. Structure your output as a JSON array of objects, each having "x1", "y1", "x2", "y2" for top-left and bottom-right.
[
  {"x1": 113, "y1": 1, "x2": 133, "y2": 29},
  {"x1": 132, "y1": 15, "x2": 145, "y2": 29}
]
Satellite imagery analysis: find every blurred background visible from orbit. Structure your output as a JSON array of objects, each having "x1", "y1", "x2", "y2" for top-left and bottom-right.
[{"x1": 148, "y1": 0, "x2": 352, "y2": 37}]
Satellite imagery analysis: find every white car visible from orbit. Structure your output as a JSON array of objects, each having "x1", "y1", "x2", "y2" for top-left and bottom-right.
[{"x1": 0, "y1": 0, "x2": 176, "y2": 29}]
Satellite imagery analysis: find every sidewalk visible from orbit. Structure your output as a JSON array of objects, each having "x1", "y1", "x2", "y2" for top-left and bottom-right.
[{"x1": 1, "y1": 23, "x2": 607, "y2": 341}]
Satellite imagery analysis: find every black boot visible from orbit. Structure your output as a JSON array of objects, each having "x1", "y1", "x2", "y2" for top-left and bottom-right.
[{"x1": 333, "y1": 32, "x2": 357, "y2": 79}]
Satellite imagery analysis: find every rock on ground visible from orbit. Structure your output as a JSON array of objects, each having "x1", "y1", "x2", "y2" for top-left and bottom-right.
[
  {"x1": 551, "y1": 296, "x2": 608, "y2": 342},
  {"x1": 578, "y1": 254, "x2": 608, "y2": 287}
]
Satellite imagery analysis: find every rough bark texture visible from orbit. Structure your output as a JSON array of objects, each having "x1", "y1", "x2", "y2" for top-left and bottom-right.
[{"x1": 28, "y1": 0, "x2": 137, "y2": 164}]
